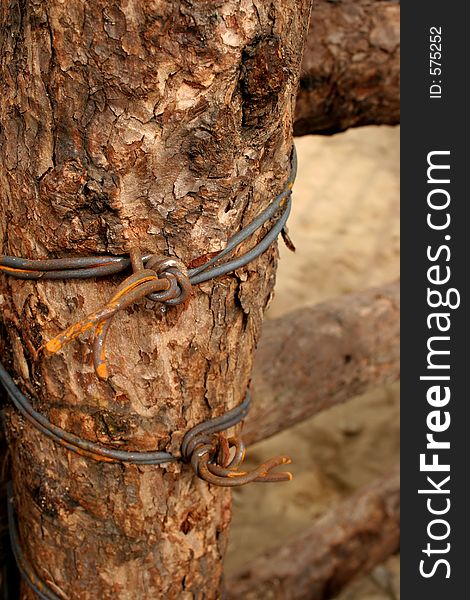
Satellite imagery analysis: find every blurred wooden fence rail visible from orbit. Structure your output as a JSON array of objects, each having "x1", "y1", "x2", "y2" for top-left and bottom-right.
[
  {"x1": 295, "y1": 0, "x2": 400, "y2": 136},
  {"x1": 226, "y1": 467, "x2": 400, "y2": 600},
  {"x1": 228, "y1": 282, "x2": 400, "y2": 598},
  {"x1": 247, "y1": 282, "x2": 400, "y2": 446}
]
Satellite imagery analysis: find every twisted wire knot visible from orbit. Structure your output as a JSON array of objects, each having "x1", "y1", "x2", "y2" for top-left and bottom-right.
[
  {"x1": 43, "y1": 249, "x2": 192, "y2": 380},
  {"x1": 181, "y1": 393, "x2": 292, "y2": 487},
  {"x1": 187, "y1": 434, "x2": 292, "y2": 486},
  {"x1": 2, "y1": 146, "x2": 298, "y2": 381},
  {"x1": 144, "y1": 255, "x2": 191, "y2": 305}
]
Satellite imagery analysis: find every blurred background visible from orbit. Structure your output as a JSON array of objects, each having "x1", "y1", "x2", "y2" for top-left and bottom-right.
[{"x1": 227, "y1": 125, "x2": 400, "y2": 599}]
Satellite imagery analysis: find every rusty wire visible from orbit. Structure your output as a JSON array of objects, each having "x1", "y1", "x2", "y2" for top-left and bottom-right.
[
  {"x1": 0, "y1": 362, "x2": 292, "y2": 483},
  {"x1": 181, "y1": 393, "x2": 292, "y2": 486},
  {"x1": 0, "y1": 147, "x2": 296, "y2": 383},
  {"x1": 0, "y1": 146, "x2": 296, "y2": 283},
  {"x1": 0, "y1": 148, "x2": 295, "y2": 495},
  {"x1": 0, "y1": 255, "x2": 130, "y2": 280},
  {"x1": 43, "y1": 252, "x2": 191, "y2": 381},
  {"x1": 0, "y1": 361, "x2": 176, "y2": 465}
]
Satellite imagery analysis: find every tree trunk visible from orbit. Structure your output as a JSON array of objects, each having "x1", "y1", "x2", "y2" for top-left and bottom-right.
[
  {"x1": 294, "y1": 0, "x2": 400, "y2": 136},
  {"x1": 0, "y1": 1, "x2": 312, "y2": 598}
]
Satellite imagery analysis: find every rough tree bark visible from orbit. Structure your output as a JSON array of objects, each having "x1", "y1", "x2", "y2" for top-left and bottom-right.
[
  {"x1": 226, "y1": 467, "x2": 400, "y2": 599},
  {"x1": 294, "y1": 0, "x2": 400, "y2": 135},
  {"x1": 0, "y1": 321, "x2": 11, "y2": 595},
  {"x1": 0, "y1": 1, "x2": 312, "y2": 598}
]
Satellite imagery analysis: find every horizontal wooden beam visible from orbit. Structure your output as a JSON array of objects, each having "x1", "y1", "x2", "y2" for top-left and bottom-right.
[
  {"x1": 294, "y1": 0, "x2": 400, "y2": 136},
  {"x1": 246, "y1": 282, "x2": 399, "y2": 445},
  {"x1": 226, "y1": 467, "x2": 400, "y2": 599}
]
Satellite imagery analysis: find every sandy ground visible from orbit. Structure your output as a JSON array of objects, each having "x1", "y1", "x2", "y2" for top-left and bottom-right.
[{"x1": 225, "y1": 126, "x2": 400, "y2": 599}]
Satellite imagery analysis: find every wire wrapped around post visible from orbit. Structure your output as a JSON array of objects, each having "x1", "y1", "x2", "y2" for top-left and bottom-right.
[
  {"x1": 0, "y1": 363, "x2": 292, "y2": 484},
  {"x1": 0, "y1": 146, "x2": 296, "y2": 382},
  {"x1": 2, "y1": 387, "x2": 292, "y2": 598},
  {"x1": 1, "y1": 147, "x2": 297, "y2": 596}
]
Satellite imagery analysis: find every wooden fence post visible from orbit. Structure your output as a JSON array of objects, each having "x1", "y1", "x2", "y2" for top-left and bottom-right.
[{"x1": 0, "y1": 1, "x2": 312, "y2": 597}]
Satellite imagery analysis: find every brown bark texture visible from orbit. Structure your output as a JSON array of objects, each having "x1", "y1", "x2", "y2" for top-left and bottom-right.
[
  {"x1": 226, "y1": 467, "x2": 400, "y2": 600},
  {"x1": 0, "y1": 426, "x2": 7, "y2": 597},
  {"x1": 0, "y1": 1, "x2": 312, "y2": 598},
  {"x1": 0, "y1": 321, "x2": 10, "y2": 595},
  {"x1": 294, "y1": 0, "x2": 400, "y2": 136},
  {"x1": 245, "y1": 282, "x2": 400, "y2": 445}
]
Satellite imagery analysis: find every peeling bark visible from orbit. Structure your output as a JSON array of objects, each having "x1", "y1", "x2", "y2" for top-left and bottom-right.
[
  {"x1": 246, "y1": 282, "x2": 400, "y2": 445},
  {"x1": 226, "y1": 468, "x2": 400, "y2": 599},
  {"x1": 294, "y1": 0, "x2": 400, "y2": 136},
  {"x1": 0, "y1": 1, "x2": 312, "y2": 598}
]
